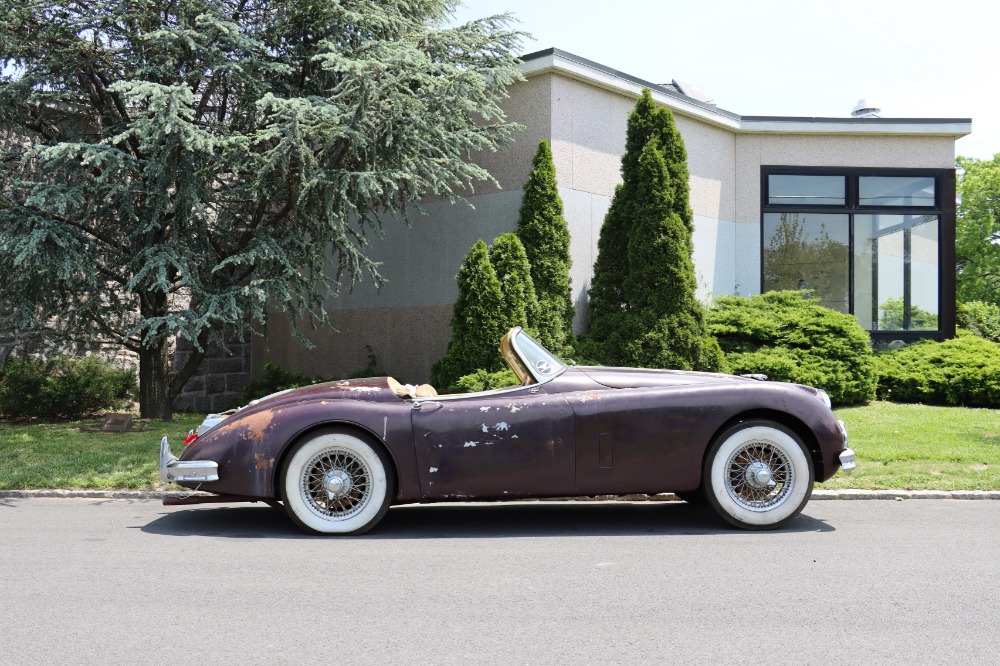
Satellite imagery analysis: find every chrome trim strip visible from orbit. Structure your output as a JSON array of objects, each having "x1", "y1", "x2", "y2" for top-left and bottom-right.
[{"x1": 159, "y1": 436, "x2": 219, "y2": 483}]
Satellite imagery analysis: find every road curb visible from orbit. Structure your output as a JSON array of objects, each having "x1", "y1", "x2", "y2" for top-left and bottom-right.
[{"x1": 2, "y1": 489, "x2": 1000, "y2": 501}]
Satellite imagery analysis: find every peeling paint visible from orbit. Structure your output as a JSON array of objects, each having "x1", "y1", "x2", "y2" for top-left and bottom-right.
[
  {"x1": 480, "y1": 406, "x2": 490, "y2": 412},
  {"x1": 464, "y1": 441, "x2": 478, "y2": 447},
  {"x1": 495, "y1": 422, "x2": 510, "y2": 431},
  {"x1": 429, "y1": 467, "x2": 438, "y2": 473},
  {"x1": 505, "y1": 403, "x2": 522, "y2": 413},
  {"x1": 480, "y1": 423, "x2": 489, "y2": 433},
  {"x1": 383, "y1": 416, "x2": 388, "y2": 440},
  {"x1": 578, "y1": 392, "x2": 603, "y2": 402},
  {"x1": 253, "y1": 452, "x2": 275, "y2": 470},
  {"x1": 511, "y1": 434, "x2": 519, "y2": 439},
  {"x1": 347, "y1": 386, "x2": 380, "y2": 393}
]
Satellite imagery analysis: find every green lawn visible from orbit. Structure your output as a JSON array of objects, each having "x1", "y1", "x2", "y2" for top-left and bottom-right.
[
  {"x1": 0, "y1": 403, "x2": 998, "y2": 491},
  {"x1": 0, "y1": 414, "x2": 202, "y2": 490},
  {"x1": 820, "y1": 402, "x2": 1000, "y2": 490}
]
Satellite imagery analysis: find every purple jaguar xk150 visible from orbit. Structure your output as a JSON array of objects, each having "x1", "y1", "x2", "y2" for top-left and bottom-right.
[{"x1": 160, "y1": 327, "x2": 855, "y2": 534}]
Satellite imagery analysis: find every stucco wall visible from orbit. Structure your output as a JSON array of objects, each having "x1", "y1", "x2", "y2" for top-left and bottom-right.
[{"x1": 252, "y1": 189, "x2": 524, "y2": 383}]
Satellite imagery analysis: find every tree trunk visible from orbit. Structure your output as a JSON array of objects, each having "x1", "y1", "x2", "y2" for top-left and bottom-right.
[{"x1": 139, "y1": 341, "x2": 173, "y2": 420}]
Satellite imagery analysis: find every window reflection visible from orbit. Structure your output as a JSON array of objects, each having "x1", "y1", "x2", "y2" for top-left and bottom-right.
[
  {"x1": 859, "y1": 176, "x2": 935, "y2": 207},
  {"x1": 853, "y1": 215, "x2": 938, "y2": 331},
  {"x1": 768, "y1": 175, "x2": 845, "y2": 206},
  {"x1": 763, "y1": 213, "x2": 849, "y2": 312}
]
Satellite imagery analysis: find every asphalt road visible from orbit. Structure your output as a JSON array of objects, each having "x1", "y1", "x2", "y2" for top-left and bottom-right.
[{"x1": 2, "y1": 498, "x2": 998, "y2": 665}]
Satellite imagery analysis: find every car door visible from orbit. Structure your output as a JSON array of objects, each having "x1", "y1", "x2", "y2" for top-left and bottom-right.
[
  {"x1": 569, "y1": 387, "x2": 708, "y2": 495},
  {"x1": 411, "y1": 386, "x2": 576, "y2": 499}
]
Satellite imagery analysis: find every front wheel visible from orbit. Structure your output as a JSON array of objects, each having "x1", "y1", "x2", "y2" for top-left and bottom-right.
[
  {"x1": 281, "y1": 430, "x2": 394, "y2": 535},
  {"x1": 703, "y1": 420, "x2": 814, "y2": 530}
]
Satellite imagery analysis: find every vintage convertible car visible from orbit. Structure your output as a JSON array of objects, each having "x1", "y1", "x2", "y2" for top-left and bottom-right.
[{"x1": 160, "y1": 327, "x2": 855, "y2": 534}]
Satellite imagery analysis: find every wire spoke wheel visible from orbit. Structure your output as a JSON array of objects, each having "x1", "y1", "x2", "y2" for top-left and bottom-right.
[
  {"x1": 704, "y1": 420, "x2": 814, "y2": 530},
  {"x1": 282, "y1": 430, "x2": 394, "y2": 535},
  {"x1": 724, "y1": 440, "x2": 794, "y2": 511},
  {"x1": 301, "y1": 448, "x2": 372, "y2": 519}
]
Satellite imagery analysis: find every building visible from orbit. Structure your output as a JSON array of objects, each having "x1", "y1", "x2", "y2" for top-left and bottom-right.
[{"x1": 251, "y1": 48, "x2": 971, "y2": 386}]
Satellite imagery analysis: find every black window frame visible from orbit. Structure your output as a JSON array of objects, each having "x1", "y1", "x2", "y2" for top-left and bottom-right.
[{"x1": 761, "y1": 166, "x2": 956, "y2": 343}]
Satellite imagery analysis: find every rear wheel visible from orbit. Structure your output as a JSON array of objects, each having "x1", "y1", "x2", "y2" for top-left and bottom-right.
[
  {"x1": 703, "y1": 420, "x2": 813, "y2": 530},
  {"x1": 281, "y1": 430, "x2": 394, "y2": 535}
]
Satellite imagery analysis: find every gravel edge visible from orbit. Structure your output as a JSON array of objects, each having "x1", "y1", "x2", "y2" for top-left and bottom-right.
[{"x1": 2, "y1": 489, "x2": 1000, "y2": 501}]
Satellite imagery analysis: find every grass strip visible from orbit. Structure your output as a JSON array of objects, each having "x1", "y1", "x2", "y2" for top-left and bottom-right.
[
  {"x1": 0, "y1": 414, "x2": 202, "y2": 490},
  {"x1": 821, "y1": 402, "x2": 1000, "y2": 490}
]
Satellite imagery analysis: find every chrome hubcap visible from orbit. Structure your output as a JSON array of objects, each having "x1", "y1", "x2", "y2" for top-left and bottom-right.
[
  {"x1": 745, "y1": 461, "x2": 776, "y2": 488},
  {"x1": 324, "y1": 469, "x2": 352, "y2": 498}
]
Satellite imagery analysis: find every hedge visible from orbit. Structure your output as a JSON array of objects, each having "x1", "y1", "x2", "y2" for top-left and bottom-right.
[
  {"x1": 707, "y1": 291, "x2": 876, "y2": 405},
  {"x1": 875, "y1": 334, "x2": 1000, "y2": 407},
  {"x1": 0, "y1": 355, "x2": 136, "y2": 419}
]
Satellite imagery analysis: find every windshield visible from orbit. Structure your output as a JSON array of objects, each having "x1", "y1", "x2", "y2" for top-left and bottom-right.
[{"x1": 509, "y1": 328, "x2": 567, "y2": 384}]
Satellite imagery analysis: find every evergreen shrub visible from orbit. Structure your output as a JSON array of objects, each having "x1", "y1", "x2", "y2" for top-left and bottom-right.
[
  {"x1": 0, "y1": 356, "x2": 136, "y2": 419},
  {"x1": 875, "y1": 334, "x2": 1000, "y2": 406},
  {"x1": 707, "y1": 291, "x2": 876, "y2": 405},
  {"x1": 586, "y1": 89, "x2": 721, "y2": 371},
  {"x1": 431, "y1": 240, "x2": 507, "y2": 388},
  {"x1": 446, "y1": 368, "x2": 520, "y2": 394},
  {"x1": 516, "y1": 140, "x2": 574, "y2": 354},
  {"x1": 957, "y1": 301, "x2": 1000, "y2": 343}
]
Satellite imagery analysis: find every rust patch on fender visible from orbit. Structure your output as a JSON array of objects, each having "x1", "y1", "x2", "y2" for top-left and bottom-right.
[
  {"x1": 577, "y1": 392, "x2": 603, "y2": 402},
  {"x1": 254, "y1": 452, "x2": 275, "y2": 470},
  {"x1": 217, "y1": 410, "x2": 274, "y2": 442}
]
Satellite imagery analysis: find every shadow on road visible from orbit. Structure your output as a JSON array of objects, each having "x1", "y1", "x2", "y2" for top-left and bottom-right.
[{"x1": 142, "y1": 501, "x2": 835, "y2": 539}]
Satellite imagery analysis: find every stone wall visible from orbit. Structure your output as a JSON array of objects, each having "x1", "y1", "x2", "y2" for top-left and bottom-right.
[{"x1": 172, "y1": 331, "x2": 252, "y2": 414}]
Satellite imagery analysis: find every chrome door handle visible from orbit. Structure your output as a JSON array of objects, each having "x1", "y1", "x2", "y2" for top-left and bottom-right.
[{"x1": 412, "y1": 401, "x2": 442, "y2": 412}]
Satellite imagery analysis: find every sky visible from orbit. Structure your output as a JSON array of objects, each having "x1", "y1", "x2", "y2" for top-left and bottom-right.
[{"x1": 451, "y1": 0, "x2": 1000, "y2": 160}]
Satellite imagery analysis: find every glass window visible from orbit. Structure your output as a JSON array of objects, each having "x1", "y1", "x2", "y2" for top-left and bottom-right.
[
  {"x1": 763, "y1": 213, "x2": 849, "y2": 312},
  {"x1": 768, "y1": 175, "x2": 845, "y2": 205},
  {"x1": 859, "y1": 176, "x2": 935, "y2": 207},
  {"x1": 511, "y1": 328, "x2": 566, "y2": 382},
  {"x1": 853, "y1": 215, "x2": 938, "y2": 331}
]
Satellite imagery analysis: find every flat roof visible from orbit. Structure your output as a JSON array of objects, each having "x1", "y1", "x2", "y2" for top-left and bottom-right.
[{"x1": 520, "y1": 48, "x2": 971, "y2": 138}]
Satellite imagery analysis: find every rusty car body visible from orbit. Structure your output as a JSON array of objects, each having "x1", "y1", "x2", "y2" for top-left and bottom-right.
[{"x1": 160, "y1": 327, "x2": 855, "y2": 534}]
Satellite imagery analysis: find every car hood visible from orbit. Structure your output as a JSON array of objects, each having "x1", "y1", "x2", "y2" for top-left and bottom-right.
[{"x1": 576, "y1": 366, "x2": 758, "y2": 390}]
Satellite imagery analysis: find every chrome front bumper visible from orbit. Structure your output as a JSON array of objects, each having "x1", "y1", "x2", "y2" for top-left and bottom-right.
[
  {"x1": 839, "y1": 447, "x2": 857, "y2": 472},
  {"x1": 835, "y1": 419, "x2": 856, "y2": 472},
  {"x1": 159, "y1": 436, "x2": 219, "y2": 483}
]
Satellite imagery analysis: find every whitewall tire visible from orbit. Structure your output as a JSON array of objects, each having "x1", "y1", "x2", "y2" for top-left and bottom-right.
[
  {"x1": 704, "y1": 420, "x2": 814, "y2": 530},
  {"x1": 282, "y1": 430, "x2": 394, "y2": 535}
]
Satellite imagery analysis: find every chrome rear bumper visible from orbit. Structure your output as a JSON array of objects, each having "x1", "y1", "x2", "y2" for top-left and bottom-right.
[{"x1": 159, "y1": 436, "x2": 219, "y2": 483}]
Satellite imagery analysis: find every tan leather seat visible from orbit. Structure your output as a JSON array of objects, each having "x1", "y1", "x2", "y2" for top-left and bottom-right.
[
  {"x1": 414, "y1": 384, "x2": 438, "y2": 398},
  {"x1": 387, "y1": 377, "x2": 438, "y2": 399}
]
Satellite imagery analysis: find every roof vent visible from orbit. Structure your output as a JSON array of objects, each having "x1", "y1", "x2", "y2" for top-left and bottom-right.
[
  {"x1": 851, "y1": 98, "x2": 881, "y2": 118},
  {"x1": 671, "y1": 78, "x2": 715, "y2": 105}
]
